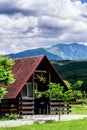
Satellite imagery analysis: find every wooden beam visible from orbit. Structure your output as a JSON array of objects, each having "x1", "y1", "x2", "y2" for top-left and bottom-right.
[{"x1": 35, "y1": 70, "x2": 47, "y2": 73}]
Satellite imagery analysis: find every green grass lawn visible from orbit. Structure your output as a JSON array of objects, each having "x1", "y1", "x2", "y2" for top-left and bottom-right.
[
  {"x1": 71, "y1": 103, "x2": 87, "y2": 114},
  {"x1": 0, "y1": 118, "x2": 87, "y2": 130}
]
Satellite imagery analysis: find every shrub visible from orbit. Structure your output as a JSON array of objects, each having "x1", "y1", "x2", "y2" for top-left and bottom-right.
[{"x1": 7, "y1": 113, "x2": 20, "y2": 120}]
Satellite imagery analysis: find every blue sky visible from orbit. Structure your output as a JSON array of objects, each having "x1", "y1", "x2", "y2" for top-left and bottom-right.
[
  {"x1": 0, "y1": 0, "x2": 87, "y2": 54},
  {"x1": 72, "y1": 0, "x2": 87, "y2": 3},
  {"x1": 80, "y1": 0, "x2": 87, "y2": 3}
]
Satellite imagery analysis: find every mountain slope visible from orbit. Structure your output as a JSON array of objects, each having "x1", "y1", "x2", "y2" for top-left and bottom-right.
[
  {"x1": 46, "y1": 43, "x2": 87, "y2": 60},
  {"x1": 6, "y1": 43, "x2": 87, "y2": 60},
  {"x1": 7, "y1": 48, "x2": 61, "y2": 60}
]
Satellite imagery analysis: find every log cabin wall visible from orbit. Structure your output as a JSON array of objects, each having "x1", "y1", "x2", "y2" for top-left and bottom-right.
[
  {"x1": 0, "y1": 98, "x2": 19, "y2": 116},
  {"x1": 0, "y1": 97, "x2": 34, "y2": 116},
  {"x1": 19, "y1": 97, "x2": 34, "y2": 115}
]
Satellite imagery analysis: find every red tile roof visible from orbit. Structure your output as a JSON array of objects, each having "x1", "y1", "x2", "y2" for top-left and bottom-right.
[{"x1": 4, "y1": 55, "x2": 67, "y2": 99}]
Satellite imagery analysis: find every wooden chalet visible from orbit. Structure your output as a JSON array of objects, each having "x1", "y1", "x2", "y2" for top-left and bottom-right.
[{"x1": 0, "y1": 55, "x2": 71, "y2": 116}]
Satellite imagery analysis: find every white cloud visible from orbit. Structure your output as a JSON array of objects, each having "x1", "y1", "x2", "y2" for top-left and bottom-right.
[{"x1": 0, "y1": 0, "x2": 87, "y2": 54}]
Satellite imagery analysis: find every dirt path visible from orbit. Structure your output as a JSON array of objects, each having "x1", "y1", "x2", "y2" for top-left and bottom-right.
[{"x1": 0, "y1": 115, "x2": 87, "y2": 127}]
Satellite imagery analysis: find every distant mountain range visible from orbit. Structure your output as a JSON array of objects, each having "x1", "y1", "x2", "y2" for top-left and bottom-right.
[{"x1": 6, "y1": 43, "x2": 87, "y2": 60}]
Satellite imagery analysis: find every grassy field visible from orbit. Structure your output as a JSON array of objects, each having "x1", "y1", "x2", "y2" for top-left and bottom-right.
[
  {"x1": 70, "y1": 99, "x2": 87, "y2": 114},
  {"x1": 71, "y1": 103, "x2": 87, "y2": 114},
  {"x1": 0, "y1": 118, "x2": 87, "y2": 130}
]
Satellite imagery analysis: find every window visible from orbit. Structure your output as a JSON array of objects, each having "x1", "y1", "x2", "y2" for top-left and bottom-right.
[
  {"x1": 28, "y1": 83, "x2": 33, "y2": 97},
  {"x1": 22, "y1": 85, "x2": 27, "y2": 97},
  {"x1": 22, "y1": 83, "x2": 37, "y2": 98}
]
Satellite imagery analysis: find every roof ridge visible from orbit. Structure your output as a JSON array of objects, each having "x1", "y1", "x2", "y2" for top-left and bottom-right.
[{"x1": 14, "y1": 55, "x2": 46, "y2": 60}]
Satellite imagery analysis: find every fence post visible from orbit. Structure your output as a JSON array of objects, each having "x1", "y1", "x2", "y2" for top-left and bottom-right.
[{"x1": 67, "y1": 101, "x2": 69, "y2": 114}]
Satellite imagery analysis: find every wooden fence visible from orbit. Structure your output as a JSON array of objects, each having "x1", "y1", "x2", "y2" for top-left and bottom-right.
[{"x1": 50, "y1": 99, "x2": 71, "y2": 114}]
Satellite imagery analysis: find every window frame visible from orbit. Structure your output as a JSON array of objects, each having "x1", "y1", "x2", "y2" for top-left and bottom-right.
[{"x1": 21, "y1": 82, "x2": 37, "y2": 99}]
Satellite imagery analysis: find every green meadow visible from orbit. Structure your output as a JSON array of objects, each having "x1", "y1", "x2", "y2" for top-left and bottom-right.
[{"x1": 0, "y1": 118, "x2": 87, "y2": 130}]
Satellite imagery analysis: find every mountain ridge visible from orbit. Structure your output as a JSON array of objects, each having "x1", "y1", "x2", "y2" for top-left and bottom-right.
[{"x1": 6, "y1": 43, "x2": 87, "y2": 60}]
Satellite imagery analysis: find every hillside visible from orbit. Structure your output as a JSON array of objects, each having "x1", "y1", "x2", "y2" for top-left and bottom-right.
[
  {"x1": 52, "y1": 60, "x2": 87, "y2": 91},
  {"x1": 6, "y1": 43, "x2": 87, "y2": 60}
]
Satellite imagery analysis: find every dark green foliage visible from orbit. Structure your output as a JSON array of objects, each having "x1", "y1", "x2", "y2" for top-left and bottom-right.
[{"x1": 52, "y1": 60, "x2": 87, "y2": 92}]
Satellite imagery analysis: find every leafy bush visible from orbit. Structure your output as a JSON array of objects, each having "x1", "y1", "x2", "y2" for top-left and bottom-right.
[
  {"x1": 0, "y1": 115, "x2": 6, "y2": 120},
  {"x1": 7, "y1": 113, "x2": 20, "y2": 120},
  {"x1": 0, "y1": 113, "x2": 20, "y2": 120}
]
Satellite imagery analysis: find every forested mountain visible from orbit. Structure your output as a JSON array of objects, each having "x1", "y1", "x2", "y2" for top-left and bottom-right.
[{"x1": 52, "y1": 60, "x2": 87, "y2": 91}]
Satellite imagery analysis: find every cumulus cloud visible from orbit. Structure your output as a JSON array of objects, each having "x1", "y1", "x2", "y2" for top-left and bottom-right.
[{"x1": 0, "y1": 0, "x2": 87, "y2": 54}]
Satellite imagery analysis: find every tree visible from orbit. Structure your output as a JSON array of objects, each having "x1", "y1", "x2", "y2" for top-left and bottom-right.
[
  {"x1": 35, "y1": 82, "x2": 74, "y2": 102},
  {"x1": 0, "y1": 55, "x2": 15, "y2": 102},
  {"x1": 64, "y1": 80, "x2": 83, "y2": 100},
  {"x1": 35, "y1": 81, "x2": 83, "y2": 121},
  {"x1": 35, "y1": 82, "x2": 73, "y2": 121},
  {"x1": 72, "y1": 80, "x2": 83, "y2": 91}
]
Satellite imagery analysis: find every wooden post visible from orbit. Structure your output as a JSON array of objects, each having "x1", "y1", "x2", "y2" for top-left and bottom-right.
[
  {"x1": 59, "y1": 102, "x2": 61, "y2": 122},
  {"x1": 19, "y1": 97, "x2": 22, "y2": 116},
  {"x1": 67, "y1": 101, "x2": 69, "y2": 114},
  {"x1": 32, "y1": 73, "x2": 35, "y2": 98},
  {"x1": 49, "y1": 72, "x2": 51, "y2": 83}
]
